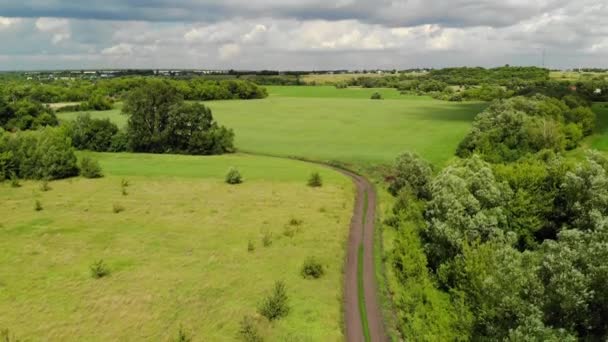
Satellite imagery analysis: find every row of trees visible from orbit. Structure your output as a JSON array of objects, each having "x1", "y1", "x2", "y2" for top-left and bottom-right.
[
  {"x1": 386, "y1": 94, "x2": 607, "y2": 339},
  {"x1": 0, "y1": 77, "x2": 268, "y2": 104},
  {"x1": 0, "y1": 97, "x2": 58, "y2": 131}
]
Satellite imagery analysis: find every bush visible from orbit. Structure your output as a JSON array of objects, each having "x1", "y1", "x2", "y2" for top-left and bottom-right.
[
  {"x1": 387, "y1": 152, "x2": 433, "y2": 199},
  {"x1": 70, "y1": 114, "x2": 119, "y2": 152},
  {"x1": 248, "y1": 240, "x2": 255, "y2": 252},
  {"x1": 226, "y1": 167, "x2": 243, "y2": 184},
  {"x1": 262, "y1": 232, "x2": 272, "y2": 247},
  {"x1": 238, "y1": 316, "x2": 263, "y2": 342},
  {"x1": 258, "y1": 281, "x2": 289, "y2": 321},
  {"x1": 9, "y1": 173, "x2": 20, "y2": 188},
  {"x1": 34, "y1": 200, "x2": 42, "y2": 211},
  {"x1": 175, "y1": 326, "x2": 192, "y2": 342},
  {"x1": 79, "y1": 156, "x2": 103, "y2": 178},
  {"x1": 112, "y1": 203, "x2": 125, "y2": 214},
  {"x1": 90, "y1": 260, "x2": 109, "y2": 278},
  {"x1": 371, "y1": 92, "x2": 383, "y2": 100},
  {"x1": 301, "y1": 257, "x2": 325, "y2": 279},
  {"x1": 307, "y1": 172, "x2": 322, "y2": 187},
  {"x1": 40, "y1": 178, "x2": 51, "y2": 192},
  {"x1": 0, "y1": 127, "x2": 78, "y2": 180}
]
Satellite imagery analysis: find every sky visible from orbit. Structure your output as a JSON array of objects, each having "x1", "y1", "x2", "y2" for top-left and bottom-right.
[{"x1": 0, "y1": 1, "x2": 606, "y2": 70}]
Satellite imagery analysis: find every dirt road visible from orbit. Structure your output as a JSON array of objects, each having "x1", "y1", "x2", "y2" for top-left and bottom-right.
[{"x1": 336, "y1": 168, "x2": 387, "y2": 342}]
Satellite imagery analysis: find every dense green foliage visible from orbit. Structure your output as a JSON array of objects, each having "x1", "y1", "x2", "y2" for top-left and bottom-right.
[
  {"x1": 0, "y1": 127, "x2": 78, "y2": 180},
  {"x1": 0, "y1": 97, "x2": 57, "y2": 131},
  {"x1": 123, "y1": 80, "x2": 234, "y2": 155},
  {"x1": 68, "y1": 114, "x2": 122, "y2": 152},
  {"x1": 388, "y1": 89, "x2": 608, "y2": 340},
  {"x1": 0, "y1": 77, "x2": 267, "y2": 104},
  {"x1": 457, "y1": 95, "x2": 595, "y2": 162}
]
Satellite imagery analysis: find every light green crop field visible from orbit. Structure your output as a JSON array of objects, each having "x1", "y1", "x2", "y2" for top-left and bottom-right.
[
  {"x1": 57, "y1": 86, "x2": 487, "y2": 167},
  {"x1": 0, "y1": 153, "x2": 353, "y2": 341}
]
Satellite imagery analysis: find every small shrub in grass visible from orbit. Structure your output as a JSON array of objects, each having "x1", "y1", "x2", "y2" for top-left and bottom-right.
[
  {"x1": 40, "y1": 178, "x2": 51, "y2": 192},
  {"x1": 79, "y1": 156, "x2": 103, "y2": 178},
  {"x1": 175, "y1": 326, "x2": 192, "y2": 342},
  {"x1": 90, "y1": 260, "x2": 109, "y2": 279},
  {"x1": 283, "y1": 226, "x2": 296, "y2": 238},
  {"x1": 9, "y1": 173, "x2": 20, "y2": 188},
  {"x1": 258, "y1": 281, "x2": 289, "y2": 321},
  {"x1": 371, "y1": 92, "x2": 383, "y2": 100},
  {"x1": 239, "y1": 316, "x2": 263, "y2": 342},
  {"x1": 262, "y1": 232, "x2": 273, "y2": 247},
  {"x1": 307, "y1": 172, "x2": 322, "y2": 187},
  {"x1": 34, "y1": 200, "x2": 43, "y2": 212},
  {"x1": 112, "y1": 203, "x2": 125, "y2": 214},
  {"x1": 301, "y1": 257, "x2": 325, "y2": 279},
  {"x1": 225, "y1": 167, "x2": 243, "y2": 185},
  {"x1": 248, "y1": 240, "x2": 255, "y2": 252},
  {"x1": 1, "y1": 328, "x2": 18, "y2": 342},
  {"x1": 288, "y1": 218, "x2": 303, "y2": 226}
]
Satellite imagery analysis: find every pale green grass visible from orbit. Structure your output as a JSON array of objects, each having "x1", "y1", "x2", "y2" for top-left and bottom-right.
[
  {"x1": 0, "y1": 153, "x2": 353, "y2": 341},
  {"x1": 58, "y1": 87, "x2": 485, "y2": 167}
]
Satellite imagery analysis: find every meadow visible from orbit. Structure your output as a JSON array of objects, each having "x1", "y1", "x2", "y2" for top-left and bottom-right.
[
  {"x1": 58, "y1": 86, "x2": 487, "y2": 167},
  {"x1": 0, "y1": 153, "x2": 353, "y2": 341}
]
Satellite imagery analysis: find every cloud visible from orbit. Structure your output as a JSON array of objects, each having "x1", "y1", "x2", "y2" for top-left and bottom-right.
[
  {"x1": 218, "y1": 43, "x2": 241, "y2": 60},
  {"x1": 0, "y1": 0, "x2": 574, "y2": 28},
  {"x1": 0, "y1": 1, "x2": 606, "y2": 70}
]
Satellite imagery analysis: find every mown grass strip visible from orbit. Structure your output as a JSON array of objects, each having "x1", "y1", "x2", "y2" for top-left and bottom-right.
[{"x1": 358, "y1": 244, "x2": 371, "y2": 342}]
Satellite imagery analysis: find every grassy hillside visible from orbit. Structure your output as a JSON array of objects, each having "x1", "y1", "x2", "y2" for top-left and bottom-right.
[{"x1": 0, "y1": 153, "x2": 353, "y2": 341}]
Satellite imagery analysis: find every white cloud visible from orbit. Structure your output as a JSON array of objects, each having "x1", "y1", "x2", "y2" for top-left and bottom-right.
[
  {"x1": 102, "y1": 43, "x2": 133, "y2": 56},
  {"x1": 218, "y1": 43, "x2": 241, "y2": 60},
  {"x1": 35, "y1": 17, "x2": 71, "y2": 44}
]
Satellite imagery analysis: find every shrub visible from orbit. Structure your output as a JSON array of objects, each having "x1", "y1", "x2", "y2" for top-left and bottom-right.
[
  {"x1": 226, "y1": 167, "x2": 243, "y2": 184},
  {"x1": 175, "y1": 326, "x2": 192, "y2": 342},
  {"x1": 371, "y1": 92, "x2": 383, "y2": 100},
  {"x1": 248, "y1": 240, "x2": 255, "y2": 252},
  {"x1": 9, "y1": 173, "x2": 20, "y2": 188},
  {"x1": 90, "y1": 260, "x2": 109, "y2": 278},
  {"x1": 301, "y1": 257, "x2": 325, "y2": 279},
  {"x1": 238, "y1": 316, "x2": 263, "y2": 342},
  {"x1": 40, "y1": 178, "x2": 51, "y2": 192},
  {"x1": 113, "y1": 203, "x2": 125, "y2": 214},
  {"x1": 0, "y1": 127, "x2": 78, "y2": 180},
  {"x1": 34, "y1": 200, "x2": 42, "y2": 211},
  {"x1": 121, "y1": 179, "x2": 129, "y2": 196},
  {"x1": 387, "y1": 151, "x2": 433, "y2": 199},
  {"x1": 307, "y1": 172, "x2": 322, "y2": 187},
  {"x1": 79, "y1": 156, "x2": 103, "y2": 178},
  {"x1": 70, "y1": 114, "x2": 119, "y2": 152},
  {"x1": 262, "y1": 232, "x2": 273, "y2": 247},
  {"x1": 283, "y1": 226, "x2": 296, "y2": 238},
  {"x1": 288, "y1": 218, "x2": 303, "y2": 226},
  {"x1": 258, "y1": 281, "x2": 289, "y2": 321}
]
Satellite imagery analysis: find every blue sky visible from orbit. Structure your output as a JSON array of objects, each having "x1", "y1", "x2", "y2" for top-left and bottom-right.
[{"x1": 0, "y1": 0, "x2": 606, "y2": 70}]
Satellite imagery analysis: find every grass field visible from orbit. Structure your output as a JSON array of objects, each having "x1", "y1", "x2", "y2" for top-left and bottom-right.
[
  {"x1": 587, "y1": 102, "x2": 608, "y2": 151},
  {"x1": 0, "y1": 153, "x2": 353, "y2": 341},
  {"x1": 57, "y1": 86, "x2": 487, "y2": 167}
]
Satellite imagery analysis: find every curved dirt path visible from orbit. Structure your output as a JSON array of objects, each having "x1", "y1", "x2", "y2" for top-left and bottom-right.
[{"x1": 333, "y1": 168, "x2": 387, "y2": 342}]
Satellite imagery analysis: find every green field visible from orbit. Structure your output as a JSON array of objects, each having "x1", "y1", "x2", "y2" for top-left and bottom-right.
[
  {"x1": 587, "y1": 103, "x2": 608, "y2": 151},
  {"x1": 0, "y1": 153, "x2": 353, "y2": 341},
  {"x1": 58, "y1": 86, "x2": 487, "y2": 167}
]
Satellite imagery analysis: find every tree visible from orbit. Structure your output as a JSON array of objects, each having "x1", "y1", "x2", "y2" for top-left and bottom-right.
[
  {"x1": 387, "y1": 151, "x2": 433, "y2": 199},
  {"x1": 422, "y1": 155, "x2": 512, "y2": 269},
  {"x1": 123, "y1": 81, "x2": 234, "y2": 155},
  {"x1": 123, "y1": 80, "x2": 183, "y2": 153}
]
